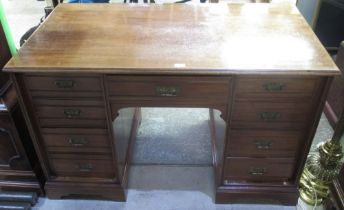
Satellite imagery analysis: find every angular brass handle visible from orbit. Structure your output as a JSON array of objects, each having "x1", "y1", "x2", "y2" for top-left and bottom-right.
[
  {"x1": 249, "y1": 167, "x2": 266, "y2": 176},
  {"x1": 68, "y1": 138, "x2": 88, "y2": 146},
  {"x1": 64, "y1": 109, "x2": 81, "y2": 118},
  {"x1": 54, "y1": 80, "x2": 75, "y2": 89},
  {"x1": 255, "y1": 140, "x2": 272, "y2": 150},
  {"x1": 260, "y1": 112, "x2": 280, "y2": 120},
  {"x1": 77, "y1": 163, "x2": 93, "y2": 172},
  {"x1": 263, "y1": 83, "x2": 286, "y2": 92},
  {"x1": 156, "y1": 86, "x2": 180, "y2": 97}
]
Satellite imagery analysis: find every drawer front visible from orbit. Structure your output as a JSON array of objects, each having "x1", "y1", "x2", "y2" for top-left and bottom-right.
[
  {"x1": 41, "y1": 128, "x2": 110, "y2": 154},
  {"x1": 223, "y1": 157, "x2": 295, "y2": 183},
  {"x1": 34, "y1": 99, "x2": 107, "y2": 128},
  {"x1": 226, "y1": 130, "x2": 303, "y2": 157},
  {"x1": 36, "y1": 106, "x2": 106, "y2": 119},
  {"x1": 24, "y1": 75, "x2": 102, "y2": 92},
  {"x1": 33, "y1": 99, "x2": 104, "y2": 107},
  {"x1": 231, "y1": 101, "x2": 311, "y2": 129},
  {"x1": 38, "y1": 119, "x2": 107, "y2": 128},
  {"x1": 50, "y1": 158, "x2": 115, "y2": 178},
  {"x1": 30, "y1": 91, "x2": 103, "y2": 98},
  {"x1": 106, "y1": 76, "x2": 231, "y2": 99},
  {"x1": 235, "y1": 76, "x2": 319, "y2": 99}
]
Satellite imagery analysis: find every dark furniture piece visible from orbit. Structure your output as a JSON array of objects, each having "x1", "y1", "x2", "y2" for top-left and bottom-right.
[
  {"x1": 3, "y1": 3, "x2": 340, "y2": 205},
  {"x1": 0, "y1": 25, "x2": 11, "y2": 89},
  {"x1": 325, "y1": 41, "x2": 344, "y2": 128},
  {"x1": 314, "y1": 0, "x2": 344, "y2": 51},
  {"x1": 0, "y1": 22, "x2": 43, "y2": 194}
]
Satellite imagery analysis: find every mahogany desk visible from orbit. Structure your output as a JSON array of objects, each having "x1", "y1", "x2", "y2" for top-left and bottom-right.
[{"x1": 3, "y1": 3, "x2": 340, "y2": 205}]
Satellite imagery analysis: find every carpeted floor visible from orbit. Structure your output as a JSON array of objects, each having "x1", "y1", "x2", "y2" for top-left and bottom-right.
[
  {"x1": 34, "y1": 165, "x2": 296, "y2": 210},
  {"x1": 132, "y1": 108, "x2": 212, "y2": 165}
]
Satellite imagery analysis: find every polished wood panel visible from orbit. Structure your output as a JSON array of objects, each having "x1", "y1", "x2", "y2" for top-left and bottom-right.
[
  {"x1": 41, "y1": 128, "x2": 110, "y2": 154},
  {"x1": 216, "y1": 185, "x2": 299, "y2": 205},
  {"x1": 231, "y1": 101, "x2": 311, "y2": 129},
  {"x1": 24, "y1": 75, "x2": 102, "y2": 92},
  {"x1": 45, "y1": 181, "x2": 125, "y2": 201},
  {"x1": 4, "y1": 4, "x2": 339, "y2": 75},
  {"x1": 226, "y1": 130, "x2": 303, "y2": 157},
  {"x1": 30, "y1": 91, "x2": 103, "y2": 98},
  {"x1": 110, "y1": 108, "x2": 140, "y2": 181},
  {"x1": 223, "y1": 157, "x2": 295, "y2": 183},
  {"x1": 36, "y1": 106, "x2": 106, "y2": 119},
  {"x1": 235, "y1": 76, "x2": 321, "y2": 100},
  {"x1": 50, "y1": 158, "x2": 115, "y2": 178},
  {"x1": 107, "y1": 76, "x2": 231, "y2": 99},
  {"x1": 38, "y1": 118, "x2": 107, "y2": 129},
  {"x1": 33, "y1": 99, "x2": 104, "y2": 106},
  {"x1": 41, "y1": 128, "x2": 109, "y2": 147}
]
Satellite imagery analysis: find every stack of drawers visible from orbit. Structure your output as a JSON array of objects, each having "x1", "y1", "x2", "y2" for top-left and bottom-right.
[
  {"x1": 22, "y1": 74, "x2": 116, "y2": 181},
  {"x1": 223, "y1": 76, "x2": 322, "y2": 184}
]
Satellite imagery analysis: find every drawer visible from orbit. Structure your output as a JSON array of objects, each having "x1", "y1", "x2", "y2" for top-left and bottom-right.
[
  {"x1": 231, "y1": 101, "x2": 311, "y2": 129},
  {"x1": 38, "y1": 118, "x2": 107, "y2": 128},
  {"x1": 35, "y1": 99, "x2": 107, "y2": 128},
  {"x1": 36, "y1": 106, "x2": 106, "y2": 119},
  {"x1": 33, "y1": 99, "x2": 104, "y2": 107},
  {"x1": 50, "y1": 158, "x2": 115, "y2": 178},
  {"x1": 106, "y1": 76, "x2": 231, "y2": 99},
  {"x1": 24, "y1": 75, "x2": 102, "y2": 92},
  {"x1": 223, "y1": 157, "x2": 295, "y2": 183},
  {"x1": 235, "y1": 76, "x2": 320, "y2": 99},
  {"x1": 41, "y1": 128, "x2": 111, "y2": 154},
  {"x1": 30, "y1": 91, "x2": 103, "y2": 98},
  {"x1": 226, "y1": 130, "x2": 303, "y2": 157}
]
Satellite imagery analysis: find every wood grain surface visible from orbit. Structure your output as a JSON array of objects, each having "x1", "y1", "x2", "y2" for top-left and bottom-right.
[{"x1": 3, "y1": 3, "x2": 339, "y2": 75}]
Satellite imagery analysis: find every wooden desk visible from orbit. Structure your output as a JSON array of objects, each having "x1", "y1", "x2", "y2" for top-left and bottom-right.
[{"x1": 3, "y1": 3, "x2": 340, "y2": 205}]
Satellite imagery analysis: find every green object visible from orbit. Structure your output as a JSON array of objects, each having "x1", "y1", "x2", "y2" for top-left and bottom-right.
[{"x1": 0, "y1": 0, "x2": 17, "y2": 56}]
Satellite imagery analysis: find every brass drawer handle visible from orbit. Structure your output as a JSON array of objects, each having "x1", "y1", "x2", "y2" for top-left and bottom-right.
[
  {"x1": 156, "y1": 86, "x2": 180, "y2": 97},
  {"x1": 54, "y1": 80, "x2": 75, "y2": 89},
  {"x1": 263, "y1": 83, "x2": 286, "y2": 92},
  {"x1": 77, "y1": 163, "x2": 93, "y2": 172},
  {"x1": 249, "y1": 167, "x2": 266, "y2": 176},
  {"x1": 68, "y1": 138, "x2": 88, "y2": 146},
  {"x1": 255, "y1": 140, "x2": 272, "y2": 150},
  {"x1": 260, "y1": 112, "x2": 280, "y2": 120},
  {"x1": 64, "y1": 109, "x2": 81, "y2": 118}
]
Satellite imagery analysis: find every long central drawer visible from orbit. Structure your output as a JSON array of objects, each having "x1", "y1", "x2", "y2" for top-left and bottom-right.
[{"x1": 106, "y1": 76, "x2": 231, "y2": 100}]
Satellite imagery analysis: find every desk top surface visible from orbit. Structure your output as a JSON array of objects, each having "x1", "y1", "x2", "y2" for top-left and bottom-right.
[{"x1": 4, "y1": 3, "x2": 339, "y2": 75}]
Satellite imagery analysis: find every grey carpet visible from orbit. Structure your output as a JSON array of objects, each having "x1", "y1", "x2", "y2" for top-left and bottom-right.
[
  {"x1": 132, "y1": 108, "x2": 213, "y2": 165},
  {"x1": 34, "y1": 166, "x2": 296, "y2": 210}
]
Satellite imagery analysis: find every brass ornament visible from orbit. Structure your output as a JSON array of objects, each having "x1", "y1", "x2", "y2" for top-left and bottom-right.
[{"x1": 299, "y1": 110, "x2": 344, "y2": 206}]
